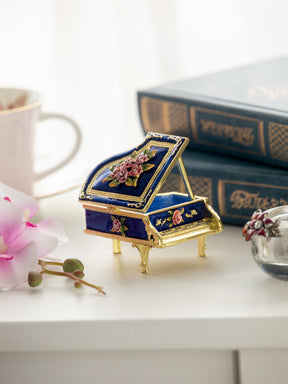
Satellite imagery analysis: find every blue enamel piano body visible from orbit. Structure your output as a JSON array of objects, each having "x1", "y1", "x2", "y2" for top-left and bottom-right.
[{"x1": 79, "y1": 132, "x2": 222, "y2": 273}]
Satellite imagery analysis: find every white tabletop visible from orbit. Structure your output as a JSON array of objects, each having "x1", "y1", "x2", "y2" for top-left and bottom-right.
[{"x1": 1, "y1": 189, "x2": 288, "y2": 353}]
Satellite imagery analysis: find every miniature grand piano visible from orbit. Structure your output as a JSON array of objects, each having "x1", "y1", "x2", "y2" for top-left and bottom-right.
[{"x1": 79, "y1": 132, "x2": 222, "y2": 273}]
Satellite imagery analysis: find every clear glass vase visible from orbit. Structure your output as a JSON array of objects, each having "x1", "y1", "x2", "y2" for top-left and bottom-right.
[{"x1": 250, "y1": 206, "x2": 288, "y2": 281}]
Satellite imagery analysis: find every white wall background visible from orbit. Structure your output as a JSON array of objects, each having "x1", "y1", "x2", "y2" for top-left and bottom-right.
[{"x1": 1, "y1": 0, "x2": 288, "y2": 192}]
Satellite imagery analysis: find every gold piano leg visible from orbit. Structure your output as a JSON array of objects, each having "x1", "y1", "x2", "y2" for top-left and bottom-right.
[
  {"x1": 198, "y1": 236, "x2": 206, "y2": 257},
  {"x1": 134, "y1": 244, "x2": 151, "y2": 274},
  {"x1": 113, "y1": 239, "x2": 121, "y2": 254}
]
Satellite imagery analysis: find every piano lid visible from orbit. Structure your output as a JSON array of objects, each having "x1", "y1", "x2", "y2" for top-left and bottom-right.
[{"x1": 79, "y1": 132, "x2": 189, "y2": 212}]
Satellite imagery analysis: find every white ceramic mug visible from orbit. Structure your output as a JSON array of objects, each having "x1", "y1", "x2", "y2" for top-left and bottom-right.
[{"x1": 0, "y1": 88, "x2": 81, "y2": 197}]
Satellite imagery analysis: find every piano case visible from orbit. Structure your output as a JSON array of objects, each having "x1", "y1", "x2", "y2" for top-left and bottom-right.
[{"x1": 79, "y1": 132, "x2": 223, "y2": 273}]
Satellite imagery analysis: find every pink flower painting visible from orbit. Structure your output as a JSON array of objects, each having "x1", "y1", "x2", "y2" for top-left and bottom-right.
[
  {"x1": 172, "y1": 210, "x2": 183, "y2": 226},
  {"x1": 167, "y1": 208, "x2": 185, "y2": 228},
  {"x1": 102, "y1": 148, "x2": 156, "y2": 188},
  {"x1": 0, "y1": 183, "x2": 67, "y2": 290},
  {"x1": 111, "y1": 216, "x2": 128, "y2": 236}
]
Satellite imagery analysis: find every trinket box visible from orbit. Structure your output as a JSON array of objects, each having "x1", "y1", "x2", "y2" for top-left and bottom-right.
[{"x1": 79, "y1": 132, "x2": 223, "y2": 273}]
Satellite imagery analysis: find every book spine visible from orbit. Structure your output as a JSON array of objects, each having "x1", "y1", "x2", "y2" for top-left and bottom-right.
[
  {"x1": 161, "y1": 168, "x2": 288, "y2": 226},
  {"x1": 138, "y1": 92, "x2": 288, "y2": 168}
]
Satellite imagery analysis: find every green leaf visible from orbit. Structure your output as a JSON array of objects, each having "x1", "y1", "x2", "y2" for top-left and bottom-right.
[
  {"x1": 131, "y1": 151, "x2": 137, "y2": 159},
  {"x1": 148, "y1": 149, "x2": 157, "y2": 159},
  {"x1": 179, "y1": 207, "x2": 185, "y2": 214},
  {"x1": 103, "y1": 175, "x2": 114, "y2": 181},
  {"x1": 102, "y1": 175, "x2": 113, "y2": 183},
  {"x1": 109, "y1": 178, "x2": 119, "y2": 187},
  {"x1": 125, "y1": 177, "x2": 133, "y2": 186},
  {"x1": 122, "y1": 225, "x2": 128, "y2": 231},
  {"x1": 141, "y1": 163, "x2": 155, "y2": 172},
  {"x1": 132, "y1": 176, "x2": 139, "y2": 187}
]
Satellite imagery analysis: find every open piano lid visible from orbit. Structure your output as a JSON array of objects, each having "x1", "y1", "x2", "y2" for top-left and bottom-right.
[{"x1": 79, "y1": 132, "x2": 190, "y2": 212}]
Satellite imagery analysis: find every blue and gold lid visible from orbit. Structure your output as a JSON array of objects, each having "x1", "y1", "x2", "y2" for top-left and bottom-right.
[{"x1": 79, "y1": 132, "x2": 189, "y2": 212}]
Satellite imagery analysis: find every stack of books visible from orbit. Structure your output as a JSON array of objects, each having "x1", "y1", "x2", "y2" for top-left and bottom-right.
[{"x1": 137, "y1": 57, "x2": 288, "y2": 225}]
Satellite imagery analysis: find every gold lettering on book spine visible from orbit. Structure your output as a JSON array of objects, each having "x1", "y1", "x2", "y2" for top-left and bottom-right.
[
  {"x1": 218, "y1": 180, "x2": 288, "y2": 219},
  {"x1": 190, "y1": 106, "x2": 266, "y2": 156},
  {"x1": 230, "y1": 190, "x2": 288, "y2": 211},
  {"x1": 199, "y1": 119, "x2": 254, "y2": 146}
]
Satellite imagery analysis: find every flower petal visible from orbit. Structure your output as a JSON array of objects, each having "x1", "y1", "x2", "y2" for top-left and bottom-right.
[
  {"x1": 0, "y1": 254, "x2": 13, "y2": 260},
  {"x1": 0, "y1": 199, "x2": 25, "y2": 243},
  {"x1": 0, "y1": 242, "x2": 38, "y2": 290},
  {"x1": 9, "y1": 228, "x2": 58, "y2": 259},
  {"x1": 258, "y1": 228, "x2": 267, "y2": 237},
  {"x1": 245, "y1": 229, "x2": 256, "y2": 241},
  {"x1": 263, "y1": 218, "x2": 273, "y2": 226},
  {"x1": 0, "y1": 182, "x2": 38, "y2": 218},
  {"x1": 36, "y1": 218, "x2": 69, "y2": 245}
]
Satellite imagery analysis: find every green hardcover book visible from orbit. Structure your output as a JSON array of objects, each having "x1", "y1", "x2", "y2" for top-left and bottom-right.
[
  {"x1": 160, "y1": 150, "x2": 288, "y2": 226},
  {"x1": 138, "y1": 56, "x2": 288, "y2": 168}
]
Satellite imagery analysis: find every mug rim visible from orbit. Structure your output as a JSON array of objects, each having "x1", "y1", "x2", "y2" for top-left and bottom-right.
[{"x1": 0, "y1": 87, "x2": 42, "y2": 115}]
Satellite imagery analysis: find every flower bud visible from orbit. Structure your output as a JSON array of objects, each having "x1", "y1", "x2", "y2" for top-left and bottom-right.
[
  {"x1": 73, "y1": 269, "x2": 85, "y2": 279},
  {"x1": 74, "y1": 281, "x2": 82, "y2": 289},
  {"x1": 63, "y1": 258, "x2": 84, "y2": 273},
  {"x1": 28, "y1": 271, "x2": 43, "y2": 287}
]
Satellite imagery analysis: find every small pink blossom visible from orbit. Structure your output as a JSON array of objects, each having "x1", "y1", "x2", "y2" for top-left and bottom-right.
[
  {"x1": 103, "y1": 148, "x2": 156, "y2": 188},
  {"x1": 128, "y1": 163, "x2": 142, "y2": 177},
  {"x1": 112, "y1": 218, "x2": 121, "y2": 233},
  {"x1": 0, "y1": 183, "x2": 67, "y2": 290},
  {"x1": 115, "y1": 167, "x2": 128, "y2": 183},
  {"x1": 122, "y1": 157, "x2": 134, "y2": 168},
  {"x1": 242, "y1": 209, "x2": 281, "y2": 241},
  {"x1": 136, "y1": 153, "x2": 148, "y2": 164},
  {"x1": 110, "y1": 165, "x2": 120, "y2": 178},
  {"x1": 172, "y1": 210, "x2": 182, "y2": 226}
]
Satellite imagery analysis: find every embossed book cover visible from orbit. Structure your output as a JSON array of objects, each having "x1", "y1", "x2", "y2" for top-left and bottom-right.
[
  {"x1": 161, "y1": 149, "x2": 288, "y2": 225},
  {"x1": 138, "y1": 56, "x2": 288, "y2": 168}
]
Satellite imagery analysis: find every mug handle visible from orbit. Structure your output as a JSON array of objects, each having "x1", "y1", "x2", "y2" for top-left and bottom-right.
[{"x1": 34, "y1": 112, "x2": 82, "y2": 181}]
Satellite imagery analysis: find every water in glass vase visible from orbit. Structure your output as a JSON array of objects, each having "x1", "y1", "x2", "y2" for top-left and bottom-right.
[
  {"x1": 254, "y1": 258, "x2": 288, "y2": 281},
  {"x1": 251, "y1": 231, "x2": 288, "y2": 281}
]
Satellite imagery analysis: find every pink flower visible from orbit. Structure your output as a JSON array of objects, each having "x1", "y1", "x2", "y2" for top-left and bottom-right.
[
  {"x1": 114, "y1": 166, "x2": 128, "y2": 183},
  {"x1": 122, "y1": 157, "x2": 134, "y2": 168},
  {"x1": 242, "y1": 209, "x2": 274, "y2": 241},
  {"x1": 0, "y1": 183, "x2": 67, "y2": 290},
  {"x1": 110, "y1": 165, "x2": 121, "y2": 179},
  {"x1": 128, "y1": 163, "x2": 142, "y2": 177},
  {"x1": 112, "y1": 218, "x2": 121, "y2": 233},
  {"x1": 136, "y1": 153, "x2": 148, "y2": 164},
  {"x1": 172, "y1": 210, "x2": 183, "y2": 226}
]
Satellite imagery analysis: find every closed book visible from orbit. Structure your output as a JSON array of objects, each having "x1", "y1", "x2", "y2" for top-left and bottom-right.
[
  {"x1": 160, "y1": 150, "x2": 288, "y2": 226},
  {"x1": 138, "y1": 56, "x2": 288, "y2": 168}
]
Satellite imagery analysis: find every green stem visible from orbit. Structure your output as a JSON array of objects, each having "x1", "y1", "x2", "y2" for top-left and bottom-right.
[
  {"x1": 38, "y1": 260, "x2": 63, "y2": 267},
  {"x1": 39, "y1": 261, "x2": 106, "y2": 295}
]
